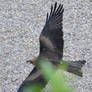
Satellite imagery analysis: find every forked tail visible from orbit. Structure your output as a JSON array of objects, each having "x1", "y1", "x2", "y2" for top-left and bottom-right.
[{"x1": 64, "y1": 60, "x2": 86, "y2": 76}]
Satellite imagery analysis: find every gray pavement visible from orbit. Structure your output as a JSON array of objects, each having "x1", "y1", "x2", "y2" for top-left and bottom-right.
[{"x1": 0, "y1": 0, "x2": 92, "y2": 92}]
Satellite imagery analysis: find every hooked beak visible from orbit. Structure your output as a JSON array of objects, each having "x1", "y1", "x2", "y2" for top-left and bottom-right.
[{"x1": 27, "y1": 58, "x2": 38, "y2": 65}]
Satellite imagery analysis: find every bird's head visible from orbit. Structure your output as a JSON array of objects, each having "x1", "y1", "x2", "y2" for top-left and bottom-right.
[
  {"x1": 27, "y1": 55, "x2": 49, "y2": 65},
  {"x1": 27, "y1": 57, "x2": 39, "y2": 65}
]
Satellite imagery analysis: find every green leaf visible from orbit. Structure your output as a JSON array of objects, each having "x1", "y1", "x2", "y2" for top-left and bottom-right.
[
  {"x1": 40, "y1": 60, "x2": 73, "y2": 92},
  {"x1": 22, "y1": 84, "x2": 42, "y2": 92}
]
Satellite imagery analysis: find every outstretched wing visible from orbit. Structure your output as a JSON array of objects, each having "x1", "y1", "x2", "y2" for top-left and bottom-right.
[{"x1": 40, "y1": 2, "x2": 64, "y2": 58}]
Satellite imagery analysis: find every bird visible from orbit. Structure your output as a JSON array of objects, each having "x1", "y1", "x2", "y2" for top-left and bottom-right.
[{"x1": 17, "y1": 2, "x2": 86, "y2": 92}]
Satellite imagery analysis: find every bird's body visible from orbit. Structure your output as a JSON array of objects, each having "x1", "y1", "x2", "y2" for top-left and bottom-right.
[{"x1": 17, "y1": 2, "x2": 86, "y2": 92}]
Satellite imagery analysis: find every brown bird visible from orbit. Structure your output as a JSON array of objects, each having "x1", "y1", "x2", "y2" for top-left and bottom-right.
[{"x1": 18, "y1": 2, "x2": 86, "y2": 92}]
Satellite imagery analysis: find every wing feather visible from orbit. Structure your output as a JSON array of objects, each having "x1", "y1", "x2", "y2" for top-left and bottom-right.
[{"x1": 40, "y1": 2, "x2": 64, "y2": 58}]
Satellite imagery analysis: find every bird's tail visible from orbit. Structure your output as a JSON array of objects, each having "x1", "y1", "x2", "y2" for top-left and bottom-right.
[{"x1": 62, "y1": 60, "x2": 86, "y2": 77}]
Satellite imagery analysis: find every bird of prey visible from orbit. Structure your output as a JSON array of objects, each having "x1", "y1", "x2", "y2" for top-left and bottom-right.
[{"x1": 18, "y1": 2, "x2": 86, "y2": 92}]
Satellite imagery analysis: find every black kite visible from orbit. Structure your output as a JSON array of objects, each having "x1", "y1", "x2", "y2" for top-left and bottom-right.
[{"x1": 18, "y1": 2, "x2": 86, "y2": 92}]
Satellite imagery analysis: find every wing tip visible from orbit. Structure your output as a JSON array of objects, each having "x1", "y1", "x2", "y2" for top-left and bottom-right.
[{"x1": 50, "y1": 2, "x2": 64, "y2": 17}]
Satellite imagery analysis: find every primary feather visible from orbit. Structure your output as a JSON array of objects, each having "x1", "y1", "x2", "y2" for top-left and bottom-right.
[{"x1": 40, "y1": 2, "x2": 64, "y2": 63}]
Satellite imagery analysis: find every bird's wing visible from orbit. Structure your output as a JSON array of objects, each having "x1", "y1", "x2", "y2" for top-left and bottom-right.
[{"x1": 40, "y1": 2, "x2": 64, "y2": 57}]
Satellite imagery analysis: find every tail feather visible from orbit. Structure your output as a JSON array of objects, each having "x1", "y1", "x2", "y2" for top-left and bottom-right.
[{"x1": 65, "y1": 60, "x2": 86, "y2": 77}]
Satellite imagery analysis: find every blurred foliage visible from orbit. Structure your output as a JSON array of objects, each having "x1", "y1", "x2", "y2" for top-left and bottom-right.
[
  {"x1": 21, "y1": 84, "x2": 42, "y2": 92},
  {"x1": 24, "y1": 59, "x2": 73, "y2": 92}
]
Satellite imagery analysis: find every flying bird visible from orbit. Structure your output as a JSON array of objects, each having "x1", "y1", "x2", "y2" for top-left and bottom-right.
[{"x1": 17, "y1": 2, "x2": 86, "y2": 92}]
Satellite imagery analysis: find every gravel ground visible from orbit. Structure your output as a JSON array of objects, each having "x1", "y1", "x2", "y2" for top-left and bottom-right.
[{"x1": 0, "y1": 0, "x2": 92, "y2": 92}]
